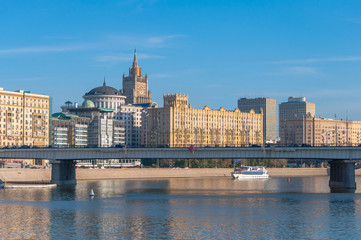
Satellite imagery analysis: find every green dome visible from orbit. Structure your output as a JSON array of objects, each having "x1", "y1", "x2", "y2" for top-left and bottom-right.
[{"x1": 82, "y1": 100, "x2": 95, "y2": 108}]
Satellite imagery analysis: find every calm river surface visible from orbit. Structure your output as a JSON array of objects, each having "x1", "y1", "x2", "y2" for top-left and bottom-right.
[{"x1": 1, "y1": 176, "x2": 361, "y2": 239}]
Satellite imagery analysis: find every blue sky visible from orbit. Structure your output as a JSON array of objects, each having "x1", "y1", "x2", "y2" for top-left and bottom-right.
[{"x1": 1, "y1": 0, "x2": 361, "y2": 120}]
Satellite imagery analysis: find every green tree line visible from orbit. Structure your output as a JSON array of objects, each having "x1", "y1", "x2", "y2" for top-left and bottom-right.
[{"x1": 141, "y1": 158, "x2": 289, "y2": 168}]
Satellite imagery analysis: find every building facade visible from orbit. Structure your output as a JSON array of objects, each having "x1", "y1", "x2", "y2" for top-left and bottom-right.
[
  {"x1": 279, "y1": 97, "x2": 316, "y2": 145},
  {"x1": 58, "y1": 100, "x2": 125, "y2": 148},
  {"x1": 147, "y1": 94, "x2": 263, "y2": 148},
  {"x1": 279, "y1": 96, "x2": 315, "y2": 121},
  {"x1": 113, "y1": 119, "x2": 126, "y2": 147},
  {"x1": 0, "y1": 88, "x2": 50, "y2": 147},
  {"x1": 115, "y1": 105, "x2": 143, "y2": 147},
  {"x1": 122, "y1": 49, "x2": 152, "y2": 105},
  {"x1": 238, "y1": 97, "x2": 277, "y2": 143},
  {"x1": 280, "y1": 115, "x2": 361, "y2": 146},
  {"x1": 83, "y1": 80, "x2": 126, "y2": 111},
  {"x1": 51, "y1": 112, "x2": 91, "y2": 148},
  {"x1": 87, "y1": 116, "x2": 114, "y2": 147}
]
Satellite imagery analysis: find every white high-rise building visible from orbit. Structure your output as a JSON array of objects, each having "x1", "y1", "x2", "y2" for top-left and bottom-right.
[{"x1": 115, "y1": 105, "x2": 143, "y2": 147}]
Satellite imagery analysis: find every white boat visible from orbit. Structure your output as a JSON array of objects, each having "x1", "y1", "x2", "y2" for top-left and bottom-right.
[{"x1": 232, "y1": 166, "x2": 269, "y2": 179}]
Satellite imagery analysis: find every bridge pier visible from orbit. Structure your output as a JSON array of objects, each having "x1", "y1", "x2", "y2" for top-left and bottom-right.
[
  {"x1": 329, "y1": 160, "x2": 356, "y2": 193},
  {"x1": 50, "y1": 160, "x2": 77, "y2": 186}
]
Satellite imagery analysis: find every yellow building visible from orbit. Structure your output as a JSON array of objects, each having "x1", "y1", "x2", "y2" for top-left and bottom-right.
[
  {"x1": 0, "y1": 88, "x2": 50, "y2": 148},
  {"x1": 147, "y1": 94, "x2": 263, "y2": 147},
  {"x1": 280, "y1": 114, "x2": 361, "y2": 146}
]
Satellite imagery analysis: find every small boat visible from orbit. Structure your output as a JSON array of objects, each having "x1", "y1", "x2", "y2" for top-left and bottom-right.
[
  {"x1": 89, "y1": 189, "x2": 95, "y2": 196},
  {"x1": 0, "y1": 179, "x2": 5, "y2": 189},
  {"x1": 232, "y1": 166, "x2": 269, "y2": 179}
]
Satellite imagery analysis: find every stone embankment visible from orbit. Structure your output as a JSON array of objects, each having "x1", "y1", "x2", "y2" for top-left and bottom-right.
[
  {"x1": 0, "y1": 167, "x2": 345, "y2": 183},
  {"x1": 0, "y1": 169, "x2": 51, "y2": 183}
]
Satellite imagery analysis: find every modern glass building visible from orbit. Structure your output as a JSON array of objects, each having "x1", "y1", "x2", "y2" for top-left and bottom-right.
[{"x1": 238, "y1": 97, "x2": 277, "y2": 143}]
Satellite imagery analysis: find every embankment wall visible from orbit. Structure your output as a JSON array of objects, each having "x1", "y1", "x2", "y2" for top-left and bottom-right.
[{"x1": 0, "y1": 168, "x2": 339, "y2": 183}]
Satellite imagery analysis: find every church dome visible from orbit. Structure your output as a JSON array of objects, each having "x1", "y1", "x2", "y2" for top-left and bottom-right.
[
  {"x1": 82, "y1": 100, "x2": 95, "y2": 108},
  {"x1": 85, "y1": 80, "x2": 121, "y2": 96}
]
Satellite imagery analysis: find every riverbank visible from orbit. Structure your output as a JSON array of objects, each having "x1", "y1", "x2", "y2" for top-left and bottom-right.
[{"x1": 0, "y1": 167, "x2": 342, "y2": 183}]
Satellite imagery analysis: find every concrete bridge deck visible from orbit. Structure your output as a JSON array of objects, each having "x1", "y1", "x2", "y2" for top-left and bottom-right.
[{"x1": 1, "y1": 147, "x2": 361, "y2": 160}]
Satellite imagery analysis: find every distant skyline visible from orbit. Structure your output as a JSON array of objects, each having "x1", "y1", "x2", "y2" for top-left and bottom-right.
[{"x1": 1, "y1": 1, "x2": 361, "y2": 120}]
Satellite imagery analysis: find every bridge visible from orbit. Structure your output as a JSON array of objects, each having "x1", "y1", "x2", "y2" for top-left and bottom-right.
[{"x1": 1, "y1": 146, "x2": 360, "y2": 192}]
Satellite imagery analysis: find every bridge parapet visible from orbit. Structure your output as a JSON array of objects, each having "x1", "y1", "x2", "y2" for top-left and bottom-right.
[{"x1": 1, "y1": 147, "x2": 361, "y2": 160}]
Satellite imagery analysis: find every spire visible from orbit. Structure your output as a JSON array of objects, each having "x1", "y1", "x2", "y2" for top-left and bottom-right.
[
  {"x1": 133, "y1": 48, "x2": 137, "y2": 63},
  {"x1": 103, "y1": 77, "x2": 106, "y2": 86},
  {"x1": 132, "y1": 48, "x2": 139, "y2": 70}
]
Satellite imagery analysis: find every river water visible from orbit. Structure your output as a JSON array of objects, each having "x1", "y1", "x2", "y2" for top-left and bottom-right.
[{"x1": 1, "y1": 176, "x2": 361, "y2": 239}]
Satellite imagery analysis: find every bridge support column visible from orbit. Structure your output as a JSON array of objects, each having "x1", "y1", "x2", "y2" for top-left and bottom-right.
[
  {"x1": 50, "y1": 160, "x2": 76, "y2": 186},
  {"x1": 329, "y1": 160, "x2": 356, "y2": 193}
]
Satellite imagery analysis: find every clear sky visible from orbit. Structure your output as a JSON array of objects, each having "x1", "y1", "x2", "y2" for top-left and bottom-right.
[{"x1": 1, "y1": 0, "x2": 361, "y2": 120}]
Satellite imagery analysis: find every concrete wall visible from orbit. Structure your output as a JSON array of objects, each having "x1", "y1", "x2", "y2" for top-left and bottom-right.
[
  {"x1": 77, "y1": 168, "x2": 234, "y2": 180},
  {"x1": 0, "y1": 168, "x2": 336, "y2": 183},
  {"x1": 0, "y1": 169, "x2": 51, "y2": 183}
]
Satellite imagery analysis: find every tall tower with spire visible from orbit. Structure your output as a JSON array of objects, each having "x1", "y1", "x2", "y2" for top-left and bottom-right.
[{"x1": 122, "y1": 49, "x2": 152, "y2": 104}]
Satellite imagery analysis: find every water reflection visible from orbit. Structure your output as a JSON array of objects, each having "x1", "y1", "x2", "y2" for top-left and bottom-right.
[
  {"x1": 0, "y1": 204, "x2": 51, "y2": 239},
  {"x1": 166, "y1": 176, "x2": 331, "y2": 194},
  {"x1": 325, "y1": 194, "x2": 357, "y2": 239},
  {"x1": 1, "y1": 177, "x2": 361, "y2": 239}
]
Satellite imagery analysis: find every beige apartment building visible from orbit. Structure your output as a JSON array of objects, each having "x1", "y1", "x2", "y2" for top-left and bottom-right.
[
  {"x1": 280, "y1": 114, "x2": 361, "y2": 146},
  {"x1": 0, "y1": 88, "x2": 50, "y2": 147},
  {"x1": 147, "y1": 94, "x2": 263, "y2": 147}
]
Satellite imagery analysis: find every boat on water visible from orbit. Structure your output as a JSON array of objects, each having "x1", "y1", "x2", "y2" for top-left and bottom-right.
[
  {"x1": 0, "y1": 179, "x2": 5, "y2": 189},
  {"x1": 232, "y1": 166, "x2": 269, "y2": 179}
]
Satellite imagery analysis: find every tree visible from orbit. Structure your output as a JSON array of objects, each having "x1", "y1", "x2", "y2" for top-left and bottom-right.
[
  {"x1": 220, "y1": 159, "x2": 233, "y2": 168},
  {"x1": 270, "y1": 159, "x2": 288, "y2": 167}
]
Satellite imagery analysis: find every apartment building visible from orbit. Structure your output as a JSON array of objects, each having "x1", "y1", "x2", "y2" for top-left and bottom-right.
[
  {"x1": 51, "y1": 112, "x2": 91, "y2": 147},
  {"x1": 0, "y1": 88, "x2": 50, "y2": 147},
  {"x1": 280, "y1": 115, "x2": 361, "y2": 146},
  {"x1": 147, "y1": 94, "x2": 263, "y2": 147}
]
